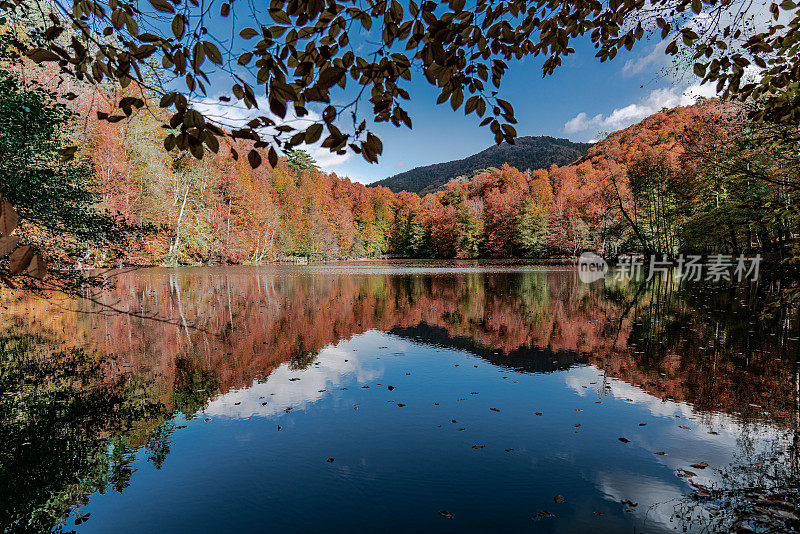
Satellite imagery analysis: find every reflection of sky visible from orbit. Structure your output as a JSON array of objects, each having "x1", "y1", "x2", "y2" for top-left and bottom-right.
[
  {"x1": 565, "y1": 365, "x2": 788, "y2": 532},
  {"x1": 75, "y1": 331, "x2": 792, "y2": 534},
  {"x1": 203, "y1": 345, "x2": 383, "y2": 419}
]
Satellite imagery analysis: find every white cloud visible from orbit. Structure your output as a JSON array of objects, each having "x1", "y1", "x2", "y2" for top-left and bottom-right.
[
  {"x1": 622, "y1": 40, "x2": 669, "y2": 78},
  {"x1": 564, "y1": 83, "x2": 717, "y2": 136},
  {"x1": 192, "y1": 97, "x2": 352, "y2": 169}
]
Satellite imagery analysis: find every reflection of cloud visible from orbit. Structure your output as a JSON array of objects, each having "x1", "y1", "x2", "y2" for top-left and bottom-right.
[
  {"x1": 566, "y1": 365, "x2": 788, "y2": 531},
  {"x1": 203, "y1": 346, "x2": 382, "y2": 419}
]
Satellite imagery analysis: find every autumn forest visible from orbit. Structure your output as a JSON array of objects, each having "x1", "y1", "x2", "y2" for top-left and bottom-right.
[{"x1": 3, "y1": 56, "x2": 799, "y2": 269}]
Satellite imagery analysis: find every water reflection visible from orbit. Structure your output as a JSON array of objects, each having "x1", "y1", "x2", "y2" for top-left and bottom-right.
[{"x1": 0, "y1": 263, "x2": 797, "y2": 533}]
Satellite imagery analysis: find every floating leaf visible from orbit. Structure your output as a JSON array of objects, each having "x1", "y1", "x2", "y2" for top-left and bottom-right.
[
  {"x1": 0, "y1": 235, "x2": 19, "y2": 257},
  {"x1": 8, "y1": 245, "x2": 33, "y2": 274}
]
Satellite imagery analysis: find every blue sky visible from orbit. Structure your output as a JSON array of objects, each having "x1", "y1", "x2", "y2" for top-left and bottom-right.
[
  {"x1": 192, "y1": 11, "x2": 717, "y2": 185},
  {"x1": 315, "y1": 36, "x2": 711, "y2": 184}
]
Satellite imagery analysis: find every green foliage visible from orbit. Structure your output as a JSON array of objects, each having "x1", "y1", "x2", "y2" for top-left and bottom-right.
[
  {"x1": 0, "y1": 69, "x2": 131, "y2": 265},
  {"x1": 514, "y1": 199, "x2": 549, "y2": 257},
  {"x1": 0, "y1": 326, "x2": 165, "y2": 532},
  {"x1": 285, "y1": 149, "x2": 319, "y2": 175}
]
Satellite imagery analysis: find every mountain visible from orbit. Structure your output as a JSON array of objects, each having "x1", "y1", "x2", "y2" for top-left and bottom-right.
[{"x1": 372, "y1": 136, "x2": 592, "y2": 195}]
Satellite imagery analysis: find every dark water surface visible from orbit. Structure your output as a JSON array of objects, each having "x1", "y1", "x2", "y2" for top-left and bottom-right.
[{"x1": 1, "y1": 263, "x2": 798, "y2": 533}]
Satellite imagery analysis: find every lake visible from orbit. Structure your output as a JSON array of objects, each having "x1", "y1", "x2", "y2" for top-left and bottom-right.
[{"x1": 1, "y1": 262, "x2": 798, "y2": 533}]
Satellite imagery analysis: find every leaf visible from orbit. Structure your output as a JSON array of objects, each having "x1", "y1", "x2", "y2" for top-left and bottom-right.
[
  {"x1": 554, "y1": 495, "x2": 564, "y2": 503},
  {"x1": 0, "y1": 236, "x2": 19, "y2": 257},
  {"x1": 27, "y1": 49, "x2": 60, "y2": 62},
  {"x1": 0, "y1": 198, "x2": 19, "y2": 236},
  {"x1": 203, "y1": 41, "x2": 222, "y2": 64},
  {"x1": 148, "y1": 0, "x2": 175, "y2": 13},
  {"x1": 172, "y1": 15, "x2": 186, "y2": 39},
  {"x1": 305, "y1": 124, "x2": 323, "y2": 143},
  {"x1": 239, "y1": 28, "x2": 259, "y2": 39},
  {"x1": 248, "y1": 149, "x2": 262, "y2": 168},
  {"x1": 618, "y1": 437, "x2": 630, "y2": 443},
  {"x1": 438, "y1": 510, "x2": 455, "y2": 519},
  {"x1": 269, "y1": 9, "x2": 291, "y2": 24},
  {"x1": 26, "y1": 253, "x2": 46, "y2": 279},
  {"x1": 8, "y1": 245, "x2": 34, "y2": 274}
]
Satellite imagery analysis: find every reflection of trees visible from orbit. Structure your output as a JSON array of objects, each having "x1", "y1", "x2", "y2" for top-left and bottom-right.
[
  {"x1": 0, "y1": 322, "x2": 217, "y2": 532},
  {"x1": 5, "y1": 268, "x2": 797, "y2": 426},
  {"x1": 672, "y1": 430, "x2": 800, "y2": 533}
]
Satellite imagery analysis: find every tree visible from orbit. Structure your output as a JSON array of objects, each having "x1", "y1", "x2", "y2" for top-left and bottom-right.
[
  {"x1": 285, "y1": 149, "x2": 319, "y2": 175},
  {"x1": 12, "y1": 0, "x2": 799, "y2": 167},
  {"x1": 0, "y1": 65, "x2": 135, "y2": 281}
]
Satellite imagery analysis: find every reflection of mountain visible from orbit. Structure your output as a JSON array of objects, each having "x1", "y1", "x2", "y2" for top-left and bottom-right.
[{"x1": 389, "y1": 323, "x2": 587, "y2": 373}]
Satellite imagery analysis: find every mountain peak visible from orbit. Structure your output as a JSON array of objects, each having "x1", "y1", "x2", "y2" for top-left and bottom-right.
[{"x1": 372, "y1": 136, "x2": 592, "y2": 195}]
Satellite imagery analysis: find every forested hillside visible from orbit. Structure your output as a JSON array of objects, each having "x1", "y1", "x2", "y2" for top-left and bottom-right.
[
  {"x1": 2, "y1": 58, "x2": 797, "y2": 267},
  {"x1": 373, "y1": 136, "x2": 592, "y2": 194}
]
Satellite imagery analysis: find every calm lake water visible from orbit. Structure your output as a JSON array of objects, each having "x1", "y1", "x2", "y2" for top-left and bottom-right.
[{"x1": 1, "y1": 262, "x2": 798, "y2": 533}]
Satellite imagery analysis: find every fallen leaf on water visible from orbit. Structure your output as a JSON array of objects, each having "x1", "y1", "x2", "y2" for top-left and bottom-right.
[
  {"x1": 618, "y1": 437, "x2": 630, "y2": 443},
  {"x1": 388, "y1": 386, "x2": 395, "y2": 390},
  {"x1": 472, "y1": 445, "x2": 485, "y2": 449},
  {"x1": 678, "y1": 425, "x2": 692, "y2": 430},
  {"x1": 593, "y1": 511, "x2": 604, "y2": 516},
  {"x1": 574, "y1": 424, "x2": 581, "y2": 427},
  {"x1": 204, "y1": 418, "x2": 210, "y2": 422},
  {"x1": 490, "y1": 408, "x2": 500, "y2": 412},
  {"x1": 326, "y1": 458, "x2": 335, "y2": 462},
  {"x1": 505, "y1": 449, "x2": 514, "y2": 452},
  {"x1": 289, "y1": 378, "x2": 300, "y2": 381},
  {"x1": 533, "y1": 510, "x2": 554, "y2": 520},
  {"x1": 654, "y1": 451, "x2": 667, "y2": 455},
  {"x1": 690, "y1": 462, "x2": 709, "y2": 469},
  {"x1": 554, "y1": 495, "x2": 564, "y2": 503},
  {"x1": 535, "y1": 412, "x2": 543, "y2": 416},
  {"x1": 708, "y1": 431, "x2": 719, "y2": 435},
  {"x1": 621, "y1": 500, "x2": 638, "y2": 507},
  {"x1": 397, "y1": 403, "x2": 406, "y2": 407},
  {"x1": 675, "y1": 468, "x2": 697, "y2": 478},
  {"x1": 438, "y1": 510, "x2": 455, "y2": 519},
  {"x1": 284, "y1": 407, "x2": 292, "y2": 413},
  {"x1": 638, "y1": 423, "x2": 647, "y2": 426}
]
